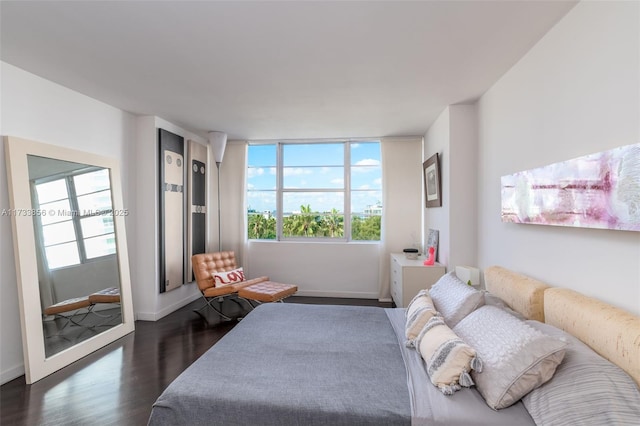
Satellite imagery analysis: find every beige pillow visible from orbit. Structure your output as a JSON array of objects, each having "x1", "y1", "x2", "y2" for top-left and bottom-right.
[
  {"x1": 453, "y1": 305, "x2": 567, "y2": 410},
  {"x1": 405, "y1": 290, "x2": 438, "y2": 346},
  {"x1": 415, "y1": 316, "x2": 480, "y2": 395}
]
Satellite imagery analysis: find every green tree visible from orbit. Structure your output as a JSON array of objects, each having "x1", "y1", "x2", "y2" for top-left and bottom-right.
[
  {"x1": 250, "y1": 205, "x2": 380, "y2": 240},
  {"x1": 352, "y1": 215, "x2": 381, "y2": 240},
  {"x1": 248, "y1": 213, "x2": 276, "y2": 239},
  {"x1": 321, "y1": 208, "x2": 344, "y2": 237},
  {"x1": 284, "y1": 204, "x2": 319, "y2": 237}
]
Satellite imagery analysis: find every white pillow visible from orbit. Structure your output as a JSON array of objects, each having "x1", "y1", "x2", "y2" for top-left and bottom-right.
[
  {"x1": 453, "y1": 305, "x2": 567, "y2": 410},
  {"x1": 213, "y1": 267, "x2": 245, "y2": 286},
  {"x1": 429, "y1": 272, "x2": 484, "y2": 327}
]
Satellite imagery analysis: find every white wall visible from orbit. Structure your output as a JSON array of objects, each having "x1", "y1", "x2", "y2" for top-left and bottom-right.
[
  {"x1": 476, "y1": 1, "x2": 640, "y2": 314},
  {"x1": 247, "y1": 241, "x2": 380, "y2": 298},
  {"x1": 424, "y1": 105, "x2": 478, "y2": 270},
  {"x1": 0, "y1": 63, "x2": 210, "y2": 384},
  {"x1": 51, "y1": 256, "x2": 118, "y2": 302},
  {"x1": 424, "y1": 109, "x2": 450, "y2": 266},
  {"x1": 0, "y1": 62, "x2": 137, "y2": 383},
  {"x1": 132, "y1": 117, "x2": 208, "y2": 321}
]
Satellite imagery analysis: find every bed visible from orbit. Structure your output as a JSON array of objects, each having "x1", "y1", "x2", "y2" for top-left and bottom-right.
[{"x1": 148, "y1": 266, "x2": 640, "y2": 426}]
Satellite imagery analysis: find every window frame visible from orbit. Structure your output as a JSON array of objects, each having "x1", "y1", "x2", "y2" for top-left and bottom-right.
[
  {"x1": 247, "y1": 139, "x2": 381, "y2": 242},
  {"x1": 32, "y1": 167, "x2": 117, "y2": 270}
]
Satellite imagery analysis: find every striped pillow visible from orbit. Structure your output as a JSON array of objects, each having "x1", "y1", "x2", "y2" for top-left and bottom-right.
[
  {"x1": 415, "y1": 316, "x2": 481, "y2": 395},
  {"x1": 405, "y1": 290, "x2": 438, "y2": 346},
  {"x1": 523, "y1": 321, "x2": 640, "y2": 426}
]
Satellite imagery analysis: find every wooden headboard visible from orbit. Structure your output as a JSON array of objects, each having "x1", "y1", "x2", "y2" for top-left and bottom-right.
[{"x1": 484, "y1": 266, "x2": 549, "y2": 322}]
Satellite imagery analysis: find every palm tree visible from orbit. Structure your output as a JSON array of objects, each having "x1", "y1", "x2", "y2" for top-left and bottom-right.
[
  {"x1": 322, "y1": 208, "x2": 343, "y2": 237},
  {"x1": 295, "y1": 204, "x2": 318, "y2": 237},
  {"x1": 250, "y1": 213, "x2": 267, "y2": 239},
  {"x1": 283, "y1": 204, "x2": 318, "y2": 237},
  {"x1": 283, "y1": 214, "x2": 295, "y2": 237}
]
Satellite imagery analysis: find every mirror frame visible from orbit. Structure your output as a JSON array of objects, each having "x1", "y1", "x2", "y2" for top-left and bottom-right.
[{"x1": 4, "y1": 136, "x2": 135, "y2": 384}]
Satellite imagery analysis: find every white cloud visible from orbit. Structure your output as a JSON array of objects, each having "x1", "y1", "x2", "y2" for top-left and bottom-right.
[
  {"x1": 331, "y1": 178, "x2": 344, "y2": 184},
  {"x1": 355, "y1": 158, "x2": 380, "y2": 167},
  {"x1": 374, "y1": 178, "x2": 382, "y2": 185},
  {"x1": 352, "y1": 159, "x2": 381, "y2": 173},
  {"x1": 247, "y1": 167, "x2": 265, "y2": 178},
  {"x1": 283, "y1": 167, "x2": 313, "y2": 177}
]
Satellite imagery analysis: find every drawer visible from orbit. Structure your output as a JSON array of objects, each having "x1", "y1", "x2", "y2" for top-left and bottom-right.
[
  {"x1": 390, "y1": 281, "x2": 398, "y2": 306},
  {"x1": 390, "y1": 275, "x2": 402, "y2": 307},
  {"x1": 390, "y1": 253, "x2": 445, "y2": 307}
]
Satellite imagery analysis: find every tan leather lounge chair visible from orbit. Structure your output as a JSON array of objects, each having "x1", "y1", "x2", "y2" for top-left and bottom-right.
[{"x1": 191, "y1": 251, "x2": 268, "y2": 321}]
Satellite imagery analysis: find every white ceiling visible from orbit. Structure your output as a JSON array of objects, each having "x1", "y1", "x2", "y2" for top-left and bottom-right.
[{"x1": 1, "y1": 1, "x2": 576, "y2": 140}]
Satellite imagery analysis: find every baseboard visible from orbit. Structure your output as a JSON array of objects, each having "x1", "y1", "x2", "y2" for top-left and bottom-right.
[
  {"x1": 135, "y1": 292, "x2": 201, "y2": 321},
  {"x1": 1, "y1": 363, "x2": 25, "y2": 385},
  {"x1": 294, "y1": 289, "x2": 379, "y2": 299}
]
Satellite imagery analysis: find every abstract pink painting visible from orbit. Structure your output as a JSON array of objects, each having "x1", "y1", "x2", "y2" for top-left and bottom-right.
[{"x1": 501, "y1": 144, "x2": 640, "y2": 232}]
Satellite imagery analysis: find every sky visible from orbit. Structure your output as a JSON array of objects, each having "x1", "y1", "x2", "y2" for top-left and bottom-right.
[{"x1": 247, "y1": 142, "x2": 381, "y2": 214}]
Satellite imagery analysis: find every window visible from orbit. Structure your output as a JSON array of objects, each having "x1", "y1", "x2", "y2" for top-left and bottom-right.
[
  {"x1": 33, "y1": 168, "x2": 116, "y2": 269},
  {"x1": 247, "y1": 141, "x2": 381, "y2": 241}
]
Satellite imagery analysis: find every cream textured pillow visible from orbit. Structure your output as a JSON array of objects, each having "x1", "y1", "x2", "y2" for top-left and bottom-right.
[
  {"x1": 415, "y1": 316, "x2": 481, "y2": 395},
  {"x1": 405, "y1": 290, "x2": 438, "y2": 347},
  {"x1": 429, "y1": 272, "x2": 484, "y2": 327},
  {"x1": 213, "y1": 267, "x2": 245, "y2": 286},
  {"x1": 453, "y1": 306, "x2": 567, "y2": 410}
]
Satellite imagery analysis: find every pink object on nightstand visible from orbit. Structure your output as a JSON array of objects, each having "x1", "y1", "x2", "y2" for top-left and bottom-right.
[{"x1": 424, "y1": 247, "x2": 435, "y2": 265}]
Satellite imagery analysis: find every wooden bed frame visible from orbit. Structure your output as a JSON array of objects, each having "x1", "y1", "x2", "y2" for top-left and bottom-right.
[{"x1": 485, "y1": 265, "x2": 640, "y2": 387}]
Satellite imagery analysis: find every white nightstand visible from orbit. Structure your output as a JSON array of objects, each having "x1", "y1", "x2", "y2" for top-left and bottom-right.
[{"x1": 390, "y1": 253, "x2": 446, "y2": 307}]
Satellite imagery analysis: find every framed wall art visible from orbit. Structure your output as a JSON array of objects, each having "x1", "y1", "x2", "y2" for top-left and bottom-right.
[
  {"x1": 187, "y1": 139, "x2": 208, "y2": 282},
  {"x1": 424, "y1": 153, "x2": 442, "y2": 208},
  {"x1": 501, "y1": 143, "x2": 639, "y2": 232},
  {"x1": 158, "y1": 128, "x2": 185, "y2": 293}
]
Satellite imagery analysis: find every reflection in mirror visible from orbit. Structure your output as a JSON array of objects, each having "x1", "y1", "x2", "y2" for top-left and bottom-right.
[
  {"x1": 5, "y1": 136, "x2": 134, "y2": 384},
  {"x1": 27, "y1": 155, "x2": 123, "y2": 357}
]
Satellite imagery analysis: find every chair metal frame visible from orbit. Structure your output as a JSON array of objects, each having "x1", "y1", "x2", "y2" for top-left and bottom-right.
[
  {"x1": 193, "y1": 293, "x2": 245, "y2": 322},
  {"x1": 44, "y1": 303, "x2": 122, "y2": 339}
]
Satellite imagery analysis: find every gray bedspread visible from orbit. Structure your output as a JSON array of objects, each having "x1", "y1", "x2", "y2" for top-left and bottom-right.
[
  {"x1": 148, "y1": 303, "x2": 536, "y2": 426},
  {"x1": 149, "y1": 303, "x2": 411, "y2": 425}
]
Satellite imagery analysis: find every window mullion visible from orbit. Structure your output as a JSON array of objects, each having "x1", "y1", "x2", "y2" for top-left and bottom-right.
[
  {"x1": 276, "y1": 142, "x2": 283, "y2": 240},
  {"x1": 67, "y1": 177, "x2": 87, "y2": 262},
  {"x1": 344, "y1": 142, "x2": 351, "y2": 241}
]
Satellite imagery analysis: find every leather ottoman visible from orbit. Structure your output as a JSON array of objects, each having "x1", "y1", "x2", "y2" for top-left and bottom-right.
[{"x1": 238, "y1": 281, "x2": 298, "y2": 303}]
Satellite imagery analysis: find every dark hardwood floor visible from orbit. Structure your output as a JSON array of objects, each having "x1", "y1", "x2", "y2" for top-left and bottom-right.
[{"x1": 0, "y1": 296, "x2": 391, "y2": 426}]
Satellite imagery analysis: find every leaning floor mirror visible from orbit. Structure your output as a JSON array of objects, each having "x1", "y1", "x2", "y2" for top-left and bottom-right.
[{"x1": 4, "y1": 136, "x2": 135, "y2": 384}]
